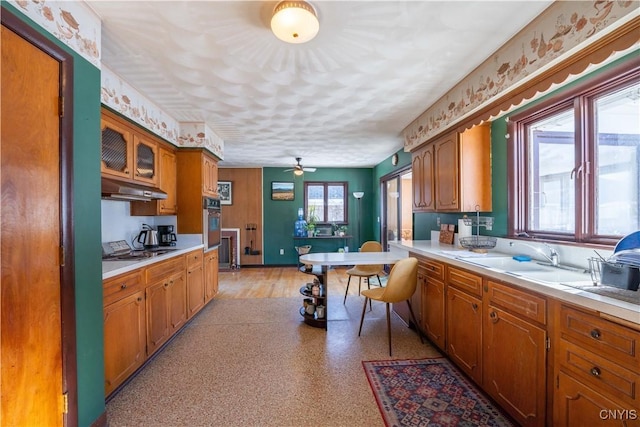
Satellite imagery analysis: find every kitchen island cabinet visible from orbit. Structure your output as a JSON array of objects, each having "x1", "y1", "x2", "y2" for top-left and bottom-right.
[{"x1": 103, "y1": 270, "x2": 146, "y2": 396}]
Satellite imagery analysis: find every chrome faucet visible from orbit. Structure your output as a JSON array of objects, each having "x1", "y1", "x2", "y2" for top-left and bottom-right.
[{"x1": 510, "y1": 241, "x2": 559, "y2": 267}]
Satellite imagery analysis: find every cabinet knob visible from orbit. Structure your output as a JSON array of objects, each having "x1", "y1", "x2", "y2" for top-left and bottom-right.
[
  {"x1": 164, "y1": 282, "x2": 169, "y2": 288},
  {"x1": 472, "y1": 303, "x2": 478, "y2": 311},
  {"x1": 590, "y1": 329, "x2": 601, "y2": 339},
  {"x1": 590, "y1": 367, "x2": 601, "y2": 377},
  {"x1": 483, "y1": 285, "x2": 488, "y2": 293},
  {"x1": 121, "y1": 284, "x2": 127, "y2": 289},
  {"x1": 137, "y1": 297, "x2": 142, "y2": 302},
  {"x1": 489, "y1": 311, "x2": 498, "y2": 323}
]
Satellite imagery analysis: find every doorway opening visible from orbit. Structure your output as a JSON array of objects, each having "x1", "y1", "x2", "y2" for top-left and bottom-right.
[{"x1": 380, "y1": 166, "x2": 413, "y2": 251}]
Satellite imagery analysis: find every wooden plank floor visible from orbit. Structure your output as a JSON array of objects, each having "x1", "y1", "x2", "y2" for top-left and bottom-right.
[{"x1": 217, "y1": 266, "x2": 384, "y2": 299}]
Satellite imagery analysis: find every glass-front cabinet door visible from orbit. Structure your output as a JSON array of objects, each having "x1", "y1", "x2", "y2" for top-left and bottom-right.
[
  {"x1": 133, "y1": 135, "x2": 158, "y2": 185},
  {"x1": 101, "y1": 118, "x2": 133, "y2": 180}
]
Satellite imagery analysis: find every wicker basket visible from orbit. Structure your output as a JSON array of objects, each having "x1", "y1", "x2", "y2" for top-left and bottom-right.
[{"x1": 459, "y1": 236, "x2": 497, "y2": 250}]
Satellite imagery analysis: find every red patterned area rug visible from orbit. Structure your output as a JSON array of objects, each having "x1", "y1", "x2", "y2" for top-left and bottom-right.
[{"x1": 363, "y1": 358, "x2": 514, "y2": 427}]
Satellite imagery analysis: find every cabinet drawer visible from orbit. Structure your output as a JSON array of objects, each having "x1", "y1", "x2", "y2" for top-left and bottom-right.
[
  {"x1": 146, "y1": 256, "x2": 185, "y2": 284},
  {"x1": 558, "y1": 339, "x2": 638, "y2": 407},
  {"x1": 186, "y1": 250, "x2": 203, "y2": 270},
  {"x1": 559, "y1": 305, "x2": 639, "y2": 371},
  {"x1": 420, "y1": 259, "x2": 444, "y2": 281},
  {"x1": 447, "y1": 267, "x2": 482, "y2": 297},
  {"x1": 103, "y1": 269, "x2": 144, "y2": 306},
  {"x1": 486, "y1": 280, "x2": 546, "y2": 325}
]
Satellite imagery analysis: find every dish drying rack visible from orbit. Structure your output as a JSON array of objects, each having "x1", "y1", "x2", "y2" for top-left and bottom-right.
[{"x1": 460, "y1": 210, "x2": 496, "y2": 251}]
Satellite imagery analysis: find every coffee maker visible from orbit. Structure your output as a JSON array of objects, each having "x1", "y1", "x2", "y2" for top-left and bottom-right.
[{"x1": 157, "y1": 225, "x2": 177, "y2": 246}]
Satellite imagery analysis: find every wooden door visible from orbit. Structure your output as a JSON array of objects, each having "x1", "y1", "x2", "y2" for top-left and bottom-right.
[
  {"x1": 1, "y1": 23, "x2": 65, "y2": 426},
  {"x1": 103, "y1": 291, "x2": 146, "y2": 396},
  {"x1": 554, "y1": 371, "x2": 632, "y2": 426},
  {"x1": 101, "y1": 116, "x2": 133, "y2": 180},
  {"x1": 159, "y1": 147, "x2": 177, "y2": 215},
  {"x1": 421, "y1": 146, "x2": 435, "y2": 211},
  {"x1": 205, "y1": 249, "x2": 219, "y2": 302},
  {"x1": 446, "y1": 287, "x2": 482, "y2": 384},
  {"x1": 168, "y1": 272, "x2": 187, "y2": 332},
  {"x1": 146, "y1": 281, "x2": 170, "y2": 356},
  {"x1": 133, "y1": 135, "x2": 158, "y2": 185},
  {"x1": 435, "y1": 134, "x2": 459, "y2": 211},
  {"x1": 187, "y1": 264, "x2": 205, "y2": 318},
  {"x1": 484, "y1": 305, "x2": 547, "y2": 427},
  {"x1": 421, "y1": 275, "x2": 446, "y2": 350}
]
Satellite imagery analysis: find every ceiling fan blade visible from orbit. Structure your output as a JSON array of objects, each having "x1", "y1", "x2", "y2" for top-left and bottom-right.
[
  {"x1": 303, "y1": 167, "x2": 316, "y2": 172},
  {"x1": 283, "y1": 168, "x2": 294, "y2": 172}
]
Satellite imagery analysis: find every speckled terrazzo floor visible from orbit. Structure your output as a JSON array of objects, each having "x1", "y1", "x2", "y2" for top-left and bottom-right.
[{"x1": 106, "y1": 291, "x2": 442, "y2": 427}]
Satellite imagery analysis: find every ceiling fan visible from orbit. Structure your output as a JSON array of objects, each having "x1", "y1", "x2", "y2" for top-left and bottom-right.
[{"x1": 284, "y1": 157, "x2": 316, "y2": 176}]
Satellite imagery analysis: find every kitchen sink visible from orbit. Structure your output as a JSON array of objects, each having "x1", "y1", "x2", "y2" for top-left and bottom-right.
[
  {"x1": 460, "y1": 255, "x2": 592, "y2": 284},
  {"x1": 463, "y1": 256, "x2": 550, "y2": 272},
  {"x1": 506, "y1": 268, "x2": 591, "y2": 284}
]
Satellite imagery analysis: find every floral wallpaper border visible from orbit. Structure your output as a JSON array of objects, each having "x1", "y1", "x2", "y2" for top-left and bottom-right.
[
  {"x1": 8, "y1": 0, "x2": 101, "y2": 68},
  {"x1": 403, "y1": 0, "x2": 640, "y2": 150},
  {"x1": 101, "y1": 65, "x2": 181, "y2": 146},
  {"x1": 178, "y1": 123, "x2": 225, "y2": 160}
]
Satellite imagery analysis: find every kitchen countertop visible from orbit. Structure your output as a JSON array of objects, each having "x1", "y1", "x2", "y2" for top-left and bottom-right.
[
  {"x1": 102, "y1": 243, "x2": 205, "y2": 280},
  {"x1": 389, "y1": 240, "x2": 639, "y2": 326}
]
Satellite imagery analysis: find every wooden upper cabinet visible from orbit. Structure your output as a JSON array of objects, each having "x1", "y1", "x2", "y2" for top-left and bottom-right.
[
  {"x1": 177, "y1": 150, "x2": 219, "y2": 233},
  {"x1": 411, "y1": 124, "x2": 491, "y2": 212},
  {"x1": 130, "y1": 145, "x2": 177, "y2": 216},
  {"x1": 101, "y1": 116, "x2": 134, "y2": 180},
  {"x1": 202, "y1": 153, "x2": 218, "y2": 197},
  {"x1": 132, "y1": 135, "x2": 158, "y2": 186},
  {"x1": 158, "y1": 147, "x2": 177, "y2": 214},
  {"x1": 101, "y1": 108, "x2": 160, "y2": 187}
]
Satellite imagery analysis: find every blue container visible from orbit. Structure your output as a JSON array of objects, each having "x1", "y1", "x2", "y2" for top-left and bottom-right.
[{"x1": 294, "y1": 208, "x2": 307, "y2": 237}]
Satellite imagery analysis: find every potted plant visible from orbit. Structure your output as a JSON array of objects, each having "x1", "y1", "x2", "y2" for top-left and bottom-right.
[
  {"x1": 338, "y1": 225, "x2": 347, "y2": 237},
  {"x1": 305, "y1": 222, "x2": 316, "y2": 237},
  {"x1": 306, "y1": 206, "x2": 318, "y2": 237}
]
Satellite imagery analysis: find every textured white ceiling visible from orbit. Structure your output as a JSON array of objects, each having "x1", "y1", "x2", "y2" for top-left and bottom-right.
[{"x1": 88, "y1": 1, "x2": 553, "y2": 169}]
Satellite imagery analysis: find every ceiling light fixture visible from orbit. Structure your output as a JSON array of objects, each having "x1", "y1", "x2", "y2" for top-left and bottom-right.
[
  {"x1": 271, "y1": 1, "x2": 319, "y2": 44},
  {"x1": 294, "y1": 168, "x2": 304, "y2": 176}
]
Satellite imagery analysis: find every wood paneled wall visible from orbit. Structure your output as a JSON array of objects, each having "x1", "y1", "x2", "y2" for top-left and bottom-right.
[{"x1": 218, "y1": 168, "x2": 263, "y2": 266}]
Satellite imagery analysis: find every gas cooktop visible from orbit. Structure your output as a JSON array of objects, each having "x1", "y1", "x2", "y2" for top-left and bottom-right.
[{"x1": 101, "y1": 240, "x2": 178, "y2": 261}]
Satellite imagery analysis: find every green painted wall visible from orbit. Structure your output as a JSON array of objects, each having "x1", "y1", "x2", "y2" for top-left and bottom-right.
[
  {"x1": 5, "y1": 5, "x2": 105, "y2": 426},
  {"x1": 263, "y1": 167, "x2": 374, "y2": 264}
]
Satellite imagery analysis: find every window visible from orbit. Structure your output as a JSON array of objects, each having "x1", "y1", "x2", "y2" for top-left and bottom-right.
[
  {"x1": 304, "y1": 182, "x2": 348, "y2": 224},
  {"x1": 508, "y1": 63, "x2": 639, "y2": 245}
]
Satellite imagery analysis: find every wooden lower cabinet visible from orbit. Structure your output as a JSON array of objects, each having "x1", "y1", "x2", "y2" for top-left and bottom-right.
[
  {"x1": 483, "y1": 280, "x2": 547, "y2": 427},
  {"x1": 555, "y1": 371, "x2": 636, "y2": 426},
  {"x1": 204, "y1": 248, "x2": 219, "y2": 302},
  {"x1": 103, "y1": 290, "x2": 146, "y2": 395},
  {"x1": 104, "y1": 250, "x2": 218, "y2": 397},
  {"x1": 146, "y1": 270, "x2": 187, "y2": 357},
  {"x1": 446, "y1": 286, "x2": 482, "y2": 384},
  {"x1": 554, "y1": 303, "x2": 640, "y2": 426},
  {"x1": 421, "y1": 274, "x2": 445, "y2": 350},
  {"x1": 187, "y1": 250, "x2": 205, "y2": 318}
]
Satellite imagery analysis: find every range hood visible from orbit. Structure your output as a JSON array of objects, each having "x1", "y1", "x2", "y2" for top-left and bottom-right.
[{"x1": 101, "y1": 177, "x2": 167, "y2": 202}]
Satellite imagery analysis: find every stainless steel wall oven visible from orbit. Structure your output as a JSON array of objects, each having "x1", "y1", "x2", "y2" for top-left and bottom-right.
[{"x1": 204, "y1": 197, "x2": 221, "y2": 249}]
